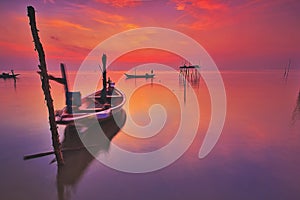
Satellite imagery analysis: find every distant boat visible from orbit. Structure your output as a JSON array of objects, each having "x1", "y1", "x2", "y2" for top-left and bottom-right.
[
  {"x1": 0, "y1": 70, "x2": 20, "y2": 79},
  {"x1": 124, "y1": 70, "x2": 155, "y2": 79},
  {"x1": 124, "y1": 73, "x2": 155, "y2": 79}
]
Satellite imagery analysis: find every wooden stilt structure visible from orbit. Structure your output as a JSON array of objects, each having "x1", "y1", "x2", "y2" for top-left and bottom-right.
[
  {"x1": 179, "y1": 64, "x2": 201, "y2": 88},
  {"x1": 27, "y1": 6, "x2": 64, "y2": 166}
]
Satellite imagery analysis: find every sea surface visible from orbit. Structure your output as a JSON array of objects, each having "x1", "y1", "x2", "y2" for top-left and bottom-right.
[{"x1": 0, "y1": 69, "x2": 299, "y2": 200}]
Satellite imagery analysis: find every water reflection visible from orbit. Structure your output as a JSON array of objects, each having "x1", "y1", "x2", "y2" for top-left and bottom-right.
[
  {"x1": 0, "y1": 77, "x2": 18, "y2": 91},
  {"x1": 14, "y1": 78, "x2": 17, "y2": 90},
  {"x1": 292, "y1": 90, "x2": 300, "y2": 124},
  {"x1": 178, "y1": 70, "x2": 200, "y2": 103},
  {"x1": 56, "y1": 109, "x2": 126, "y2": 200}
]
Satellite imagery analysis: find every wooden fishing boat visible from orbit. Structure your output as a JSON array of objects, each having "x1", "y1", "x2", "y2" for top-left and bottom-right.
[
  {"x1": 55, "y1": 86, "x2": 126, "y2": 124},
  {"x1": 53, "y1": 54, "x2": 126, "y2": 125},
  {"x1": 124, "y1": 73, "x2": 155, "y2": 79}
]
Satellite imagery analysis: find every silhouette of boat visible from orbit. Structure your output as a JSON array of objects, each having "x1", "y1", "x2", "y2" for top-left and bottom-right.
[
  {"x1": 124, "y1": 69, "x2": 155, "y2": 79},
  {"x1": 0, "y1": 70, "x2": 20, "y2": 79},
  {"x1": 124, "y1": 73, "x2": 155, "y2": 78},
  {"x1": 55, "y1": 54, "x2": 126, "y2": 125}
]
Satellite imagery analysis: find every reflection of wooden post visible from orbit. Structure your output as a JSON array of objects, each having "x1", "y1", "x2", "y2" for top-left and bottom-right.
[{"x1": 27, "y1": 6, "x2": 64, "y2": 166}]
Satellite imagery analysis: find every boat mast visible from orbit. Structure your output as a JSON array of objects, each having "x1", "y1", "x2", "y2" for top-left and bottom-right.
[{"x1": 101, "y1": 54, "x2": 107, "y2": 103}]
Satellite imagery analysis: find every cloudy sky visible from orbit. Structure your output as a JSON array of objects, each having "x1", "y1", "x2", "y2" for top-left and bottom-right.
[{"x1": 0, "y1": 0, "x2": 299, "y2": 71}]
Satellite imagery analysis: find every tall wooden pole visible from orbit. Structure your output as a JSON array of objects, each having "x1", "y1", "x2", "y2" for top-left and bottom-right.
[
  {"x1": 27, "y1": 6, "x2": 64, "y2": 166},
  {"x1": 101, "y1": 54, "x2": 107, "y2": 103}
]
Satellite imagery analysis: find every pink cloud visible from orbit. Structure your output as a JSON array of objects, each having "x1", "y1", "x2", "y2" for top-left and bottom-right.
[{"x1": 44, "y1": 0, "x2": 55, "y2": 4}]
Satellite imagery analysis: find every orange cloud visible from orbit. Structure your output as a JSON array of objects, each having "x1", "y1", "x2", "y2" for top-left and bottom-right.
[
  {"x1": 0, "y1": 41, "x2": 31, "y2": 53},
  {"x1": 124, "y1": 23, "x2": 139, "y2": 29},
  {"x1": 93, "y1": 18, "x2": 116, "y2": 26},
  {"x1": 194, "y1": 0, "x2": 227, "y2": 10},
  {"x1": 70, "y1": 4, "x2": 139, "y2": 31},
  {"x1": 176, "y1": 3, "x2": 185, "y2": 10},
  {"x1": 94, "y1": 0, "x2": 142, "y2": 7},
  {"x1": 68, "y1": 4, "x2": 133, "y2": 23},
  {"x1": 47, "y1": 19, "x2": 92, "y2": 31},
  {"x1": 172, "y1": 0, "x2": 227, "y2": 11},
  {"x1": 171, "y1": 0, "x2": 229, "y2": 30}
]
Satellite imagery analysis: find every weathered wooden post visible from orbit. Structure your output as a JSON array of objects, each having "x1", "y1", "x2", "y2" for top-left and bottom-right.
[
  {"x1": 27, "y1": 6, "x2": 64, "y2": 166},
  {"x1": 101, "y1": 54, "x2": 107, "y2": 103},
  {"x1": 60, "y1": 63, "x2": 72, "y2": 113}
]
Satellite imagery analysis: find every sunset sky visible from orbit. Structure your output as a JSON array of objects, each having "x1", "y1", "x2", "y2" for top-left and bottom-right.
[{"x1": 0, "y1": 0, "x2": 299, "y2": 71}]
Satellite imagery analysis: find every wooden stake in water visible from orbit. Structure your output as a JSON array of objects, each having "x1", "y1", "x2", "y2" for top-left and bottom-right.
[{"x1": 27, "y1": 6, "x2": 64, "y2": 166}]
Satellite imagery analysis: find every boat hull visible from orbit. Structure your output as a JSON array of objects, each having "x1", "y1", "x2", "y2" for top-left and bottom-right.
[
  {"x1": 124, "y1": 73, "x2": 155, "y2": 79},
  {"x1": 55, "y1": 88, "x2": 126, "y2": 125},
  {"x1": 0, "y1": 74, "x2": 20, "y2": 79}
]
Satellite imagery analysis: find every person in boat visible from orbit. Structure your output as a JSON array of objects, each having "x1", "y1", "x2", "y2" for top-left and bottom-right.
[{"x1": 107, "y1": 77, "x2": 114, "y2": 95}]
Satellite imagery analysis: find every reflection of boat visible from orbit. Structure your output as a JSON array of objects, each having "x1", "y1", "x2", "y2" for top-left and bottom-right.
[
  {"x1": 55, "y1": 54, "x2": 126, "y2": 124},
  {"x1": 57, "y1": 109, "x2": 126, "y2": 200},
  {"x1": 0, "y1": 70, "x2": 20, "y2": 79},
  {"x1": 292, "y1": 90, "x2": 300, "y2": 124},
  {"x1": 124, "y1": 70, "x2": 155, "y2": 79}
]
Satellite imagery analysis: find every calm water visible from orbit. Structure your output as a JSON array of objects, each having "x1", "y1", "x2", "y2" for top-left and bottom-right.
[{"x1": 0, "y1": 69, "x2": 299, "y2": 200}]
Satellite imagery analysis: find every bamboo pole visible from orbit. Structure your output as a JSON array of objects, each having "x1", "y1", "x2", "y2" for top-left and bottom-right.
[{"x1": 27, "y1": 6, "x2": 64, "y2": 166}]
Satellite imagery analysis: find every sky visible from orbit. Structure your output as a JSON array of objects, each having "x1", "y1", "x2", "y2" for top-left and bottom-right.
[{"x1": 0, "y1": 0, "x2": 299, "y2": 71}]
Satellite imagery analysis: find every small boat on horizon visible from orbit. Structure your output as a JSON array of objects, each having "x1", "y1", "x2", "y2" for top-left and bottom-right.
[
  {"x1": 0, "y1": 70, "x2": 20, "y2": 79},
  {"x1": 124, "y1": 73, "x2": 155, "y2": 79},
  {"x1": 124, "y1": 69, "x2": 155, "y2": 79}
]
